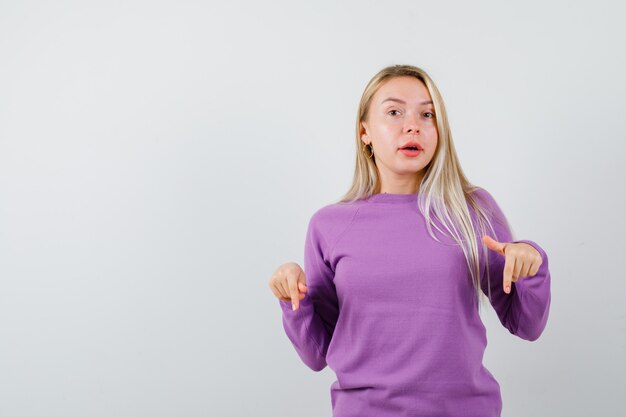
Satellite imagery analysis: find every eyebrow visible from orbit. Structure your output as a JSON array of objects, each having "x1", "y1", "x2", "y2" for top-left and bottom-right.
[{"x1": 381, "y1": 97, "x2": 433, "y2": 105}]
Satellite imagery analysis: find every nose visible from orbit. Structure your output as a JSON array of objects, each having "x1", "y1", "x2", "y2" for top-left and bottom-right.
[{"x1": 404, "y1": 112, "x2": 421, "y2": 134}]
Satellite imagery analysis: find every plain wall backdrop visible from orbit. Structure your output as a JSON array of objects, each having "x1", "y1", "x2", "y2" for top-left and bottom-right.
[{"x1": 1, "y1": 0, "x2": 624, "y2": 416}]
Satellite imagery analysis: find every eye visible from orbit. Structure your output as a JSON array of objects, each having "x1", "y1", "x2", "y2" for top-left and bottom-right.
[
  {"x1": 424, "y1": 112, "x2": 435, "y2": 118},
  {"x1": 388, "y1": 109, "x2": 401, "y2": 116}
]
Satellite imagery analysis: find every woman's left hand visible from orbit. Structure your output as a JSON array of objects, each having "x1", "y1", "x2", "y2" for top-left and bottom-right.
[{"x1": 482, "y1": 235, "x2": 543, "y2": 294}]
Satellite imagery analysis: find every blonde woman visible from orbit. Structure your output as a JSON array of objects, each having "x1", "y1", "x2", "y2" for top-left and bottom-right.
[{"x1": 268, "y1": 65, "x2": 551, "y2": 417}]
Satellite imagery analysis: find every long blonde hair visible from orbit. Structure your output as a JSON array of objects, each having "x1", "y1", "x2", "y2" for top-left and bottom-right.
[{"x1": 336, "y1": 64, "x2": 516, "y2": 311}]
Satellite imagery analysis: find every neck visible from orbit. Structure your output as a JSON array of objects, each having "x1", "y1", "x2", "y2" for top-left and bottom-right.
[{"x1": 377, "y1": 169, "x2": 424, "y2": 195}]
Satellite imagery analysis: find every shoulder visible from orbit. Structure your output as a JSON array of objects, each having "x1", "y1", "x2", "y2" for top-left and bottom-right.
[
  {"x1": 467, "y1": 186, "x2": 508, "y2": 225},
  {"x1": 468, "y1": 186, "x2": 497, "y2": 208},
  {"x1": 309, "y1": 201, "x2": 361, "y2": 230},
  {"x1": 307, "y1": 201, "x2": 361, "y2": 247}
]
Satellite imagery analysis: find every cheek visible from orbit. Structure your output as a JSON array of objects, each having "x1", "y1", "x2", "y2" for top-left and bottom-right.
[
  {"x1": 427, "y1": 126, "x2": 438, "y2": 144},
  {"x1": 372, "y1": 127, "x2": 397, "y2": 147},
  {"x1": 426, "y1": 132, "x2": 438, "y2": 156},
  {"x1": 378, "y1": 124, "x2": 397, "y2": 136}
]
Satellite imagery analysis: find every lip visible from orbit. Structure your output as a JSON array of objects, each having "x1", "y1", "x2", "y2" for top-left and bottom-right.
[
  {"x1": 400, "y1": 148, "x2": 421, "y2": 157},
  {"x1": 398, "y1": 141, "x2": 423, "y2": 151}
]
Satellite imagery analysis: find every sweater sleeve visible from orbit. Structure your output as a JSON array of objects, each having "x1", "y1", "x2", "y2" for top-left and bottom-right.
[
  {"x1": 477, "y1": 189, "x2": 552, "y2": 342},
  {"x1": 278, "y1": 211, "x2": 340, "y2": 371}
]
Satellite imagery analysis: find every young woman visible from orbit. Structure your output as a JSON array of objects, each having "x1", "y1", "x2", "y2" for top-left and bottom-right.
[{"x1": 267, "y1": 64, "x2": 551, "y2": 417}]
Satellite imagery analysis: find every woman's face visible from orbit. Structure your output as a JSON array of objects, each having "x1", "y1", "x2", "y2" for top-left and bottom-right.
[{"x1": 360, "y1": 76, "x2": 438, "y2": 181}]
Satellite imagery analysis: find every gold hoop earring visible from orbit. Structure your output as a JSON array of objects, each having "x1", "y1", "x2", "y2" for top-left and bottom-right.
[{"x1": 362, "y1": 142, "x2": 374, "y2": 159}]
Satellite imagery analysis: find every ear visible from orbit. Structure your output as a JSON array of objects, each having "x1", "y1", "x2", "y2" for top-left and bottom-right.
[{"x1": 360, "y1": 121, "x2": 369, "y2": 144}]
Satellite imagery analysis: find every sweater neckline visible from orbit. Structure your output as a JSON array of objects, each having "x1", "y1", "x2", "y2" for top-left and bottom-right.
[{"x1": 365, "y1": 192, "x2": 419, "y2": 204}]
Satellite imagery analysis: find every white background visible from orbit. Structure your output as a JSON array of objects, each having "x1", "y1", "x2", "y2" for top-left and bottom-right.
[{"x1": 1, "y1": 0, "x2": 624, "y2": 416}]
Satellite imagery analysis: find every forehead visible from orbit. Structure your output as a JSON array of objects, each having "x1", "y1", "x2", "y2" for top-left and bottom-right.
[{"x1": 374, "y1": 76, "x2": 433, "y2": 105}]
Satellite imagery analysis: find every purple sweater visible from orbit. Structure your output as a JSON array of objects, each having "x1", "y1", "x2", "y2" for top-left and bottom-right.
[{"x1": 278, "y1": 188, "x2": 551, "y2": 417}]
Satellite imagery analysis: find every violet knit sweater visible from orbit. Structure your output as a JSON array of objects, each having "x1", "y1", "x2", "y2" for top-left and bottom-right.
[{"x1": 278, "y1": 187, "x2": 551, "y2": 417}]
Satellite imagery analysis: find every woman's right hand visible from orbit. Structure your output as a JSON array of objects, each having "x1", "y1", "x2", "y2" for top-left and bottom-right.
[{"x1": 268, "y1": 262, "x2": 308, "y2": 311}]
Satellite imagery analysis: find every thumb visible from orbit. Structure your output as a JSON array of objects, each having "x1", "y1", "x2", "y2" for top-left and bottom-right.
[{"x1": 482, "y1": 235, "x2": 507, "y2": 256}]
